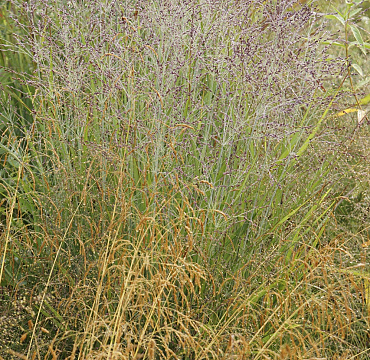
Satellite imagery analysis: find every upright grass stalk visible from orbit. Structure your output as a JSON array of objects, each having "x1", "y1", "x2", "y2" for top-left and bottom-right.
[{"x1": 0, "y1": 165, "x2": 22, "y2": 285}]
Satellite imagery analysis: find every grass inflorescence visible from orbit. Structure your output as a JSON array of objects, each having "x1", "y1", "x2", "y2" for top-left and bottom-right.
[{"x1": 1, "y1": 0, "x2": 370, "y2": 359}]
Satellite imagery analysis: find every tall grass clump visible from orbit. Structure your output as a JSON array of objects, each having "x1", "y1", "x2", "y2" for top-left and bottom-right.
[
  {"x1": 1, "y1": 0, "x2": 369, "y2": 358},
  {"x1": 0, "y1": 1, "x2": 36, "y2": 233}
]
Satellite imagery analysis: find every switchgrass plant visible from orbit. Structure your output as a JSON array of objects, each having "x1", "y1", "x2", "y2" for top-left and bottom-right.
[
  {"x1": 0, "y1": 1, "x2": 36, "y2": 230},
  {"x1": 1, "y1": 0, "x2": 370, "y2": 358}
]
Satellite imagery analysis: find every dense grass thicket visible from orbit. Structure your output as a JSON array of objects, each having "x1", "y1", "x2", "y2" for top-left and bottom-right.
[{"x1": 0, "y1": 0, "x2": 369, "y2": 359}]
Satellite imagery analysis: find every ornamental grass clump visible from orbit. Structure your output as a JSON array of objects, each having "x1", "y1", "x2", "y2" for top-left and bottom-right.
[
  {"x1": 1, "y1": 0, "x2": 369, "y2": 358},
  {"x1": 20, "y1": 0, "x2": 343, "y2": 254}
]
